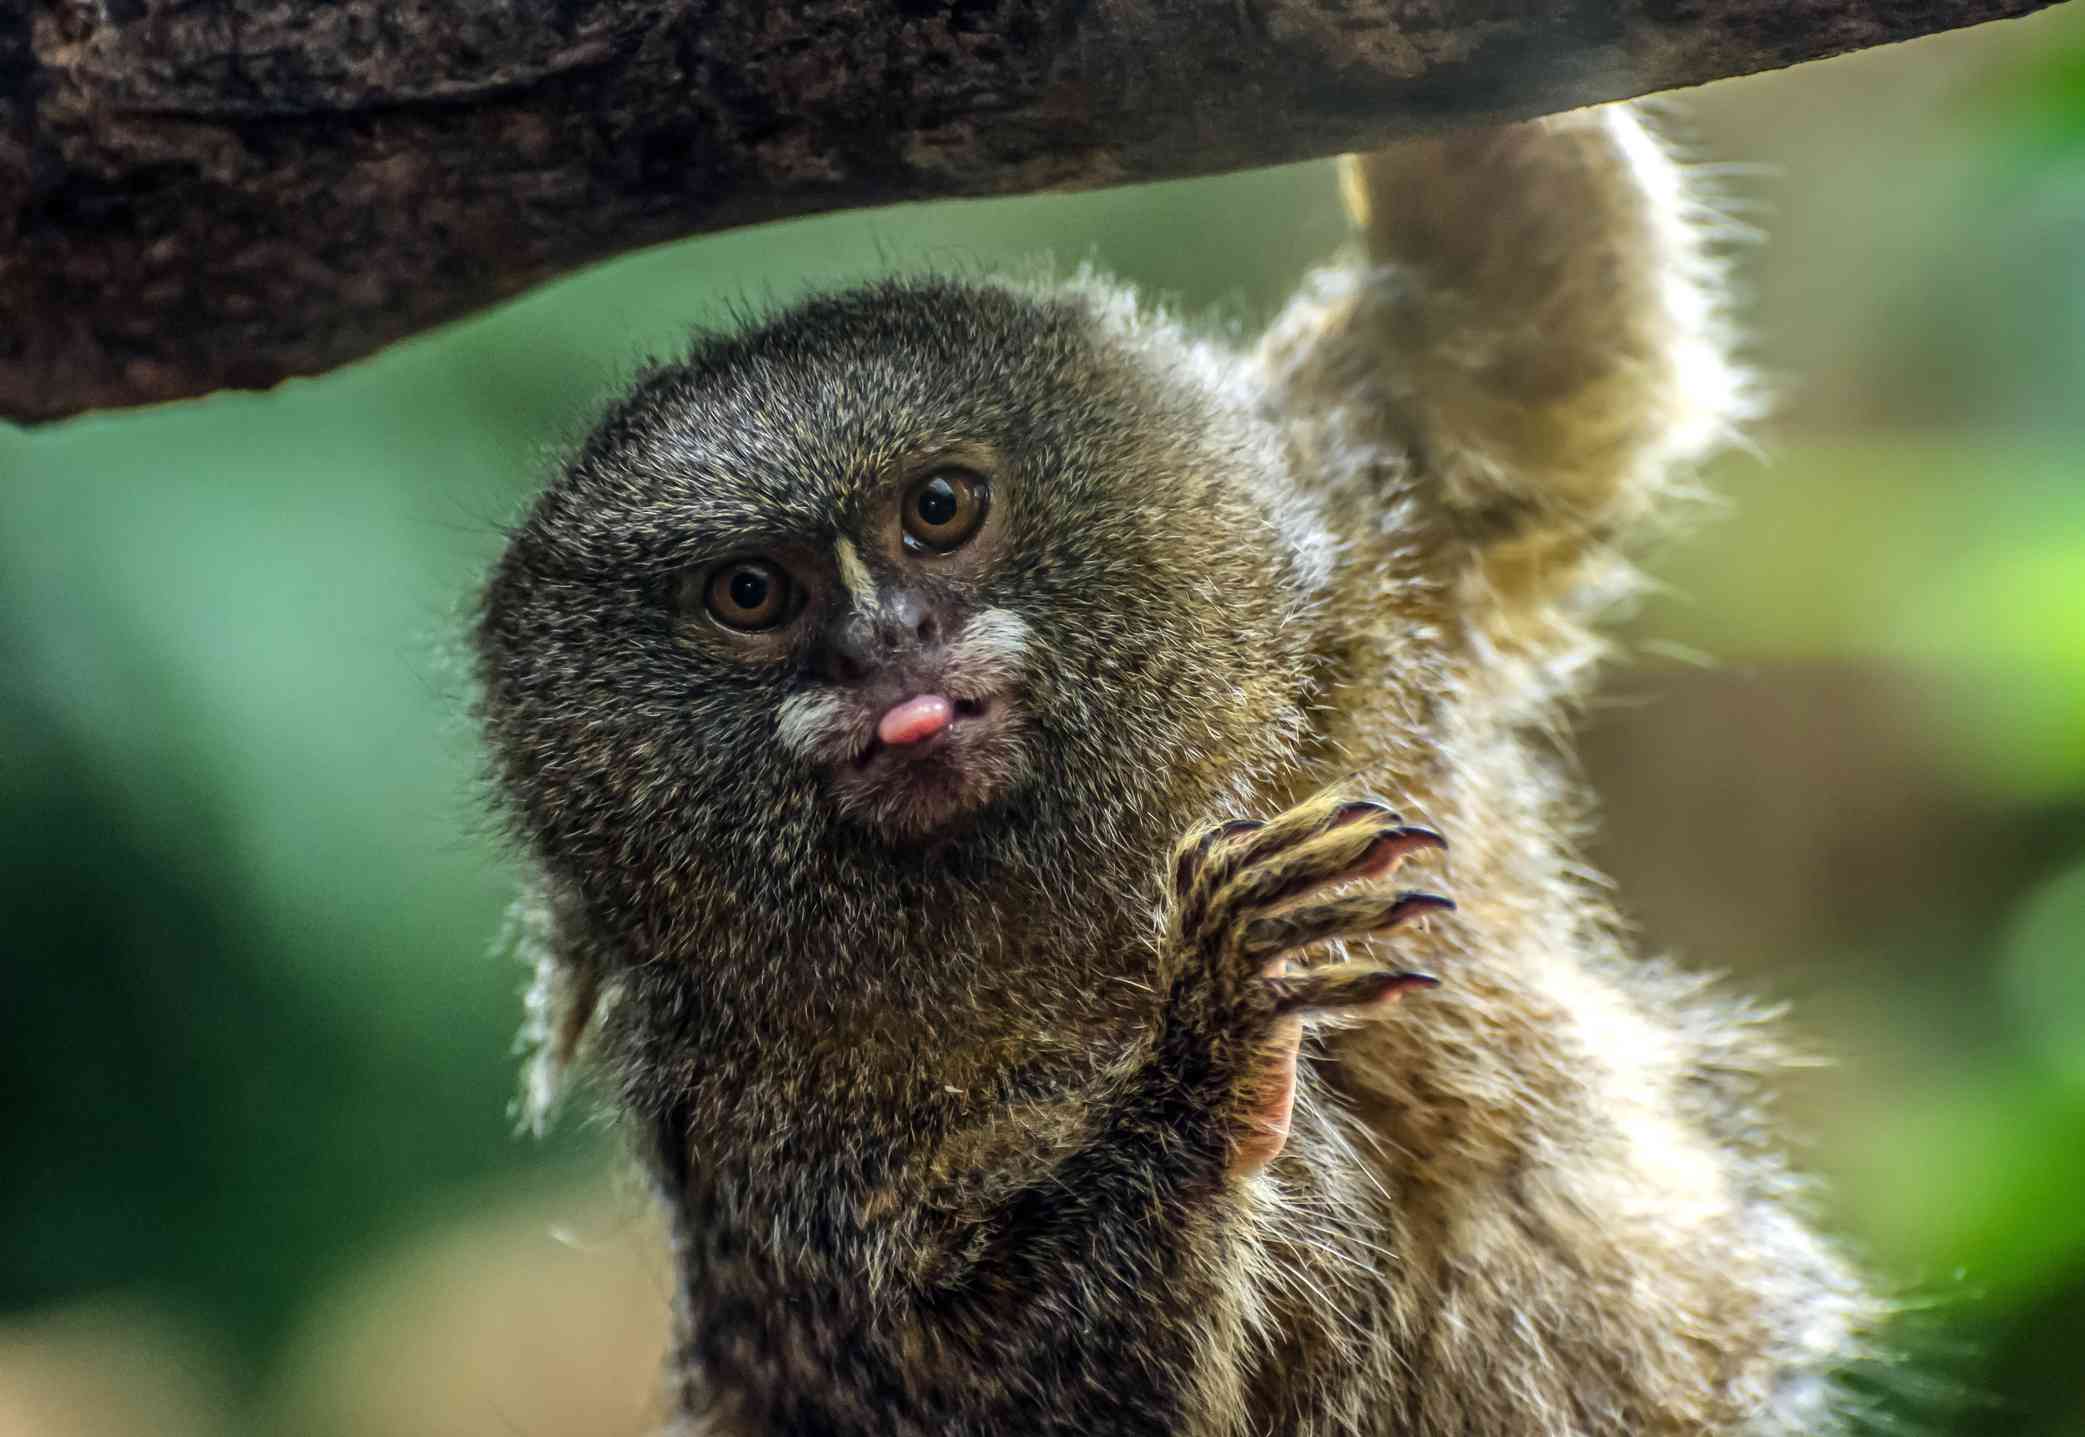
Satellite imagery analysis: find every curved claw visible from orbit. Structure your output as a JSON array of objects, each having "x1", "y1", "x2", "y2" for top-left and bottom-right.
[
  {"x1": 1231, "y1": 796, "x2": 1400, "y2": 876},
  {"x1": 1355, "y1": 826, "x2": 1447, "y2": 880},
  {"x1": 1240, "y1": 891, "x2": 1455, "y2": 967},
  {"x1": 1269, "y1": 967, "x2": 1440, "y2": 1018},
  {"x1": 1222, "y1": 818, "x2": 1412, "y2": 917}
]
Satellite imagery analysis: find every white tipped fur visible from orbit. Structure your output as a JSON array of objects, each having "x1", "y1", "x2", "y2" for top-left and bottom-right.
[{"x1": 775, "y1": 687, "x2": 857, "y2": 765}]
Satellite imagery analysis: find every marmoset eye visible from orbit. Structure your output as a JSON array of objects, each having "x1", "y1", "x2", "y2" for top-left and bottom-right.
[
  {"x1": 902, "y1": 470, "x2": 990, "y2": 553},
  {"x1": 691, "y1": 558, "x2": 795, "y2": 631}
]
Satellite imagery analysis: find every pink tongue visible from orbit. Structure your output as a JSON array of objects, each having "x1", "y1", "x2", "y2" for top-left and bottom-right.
[{"x1": 877, "y1": 694, "x2": 955, "y2": 747}]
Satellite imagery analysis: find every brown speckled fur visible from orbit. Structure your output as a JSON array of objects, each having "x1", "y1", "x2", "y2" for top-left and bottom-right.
[{"x1": 475, "y1": 104, "x2": 1876, "y2": 1436}]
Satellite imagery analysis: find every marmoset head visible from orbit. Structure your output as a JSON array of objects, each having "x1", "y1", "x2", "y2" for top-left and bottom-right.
[{"x1": 475, "y1": 278, "x2": 1330, "y2": 958}]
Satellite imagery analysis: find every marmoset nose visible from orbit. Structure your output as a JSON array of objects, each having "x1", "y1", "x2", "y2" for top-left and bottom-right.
[{"x1": 816, "y1": 588, "x2": 945, "y2": 683}]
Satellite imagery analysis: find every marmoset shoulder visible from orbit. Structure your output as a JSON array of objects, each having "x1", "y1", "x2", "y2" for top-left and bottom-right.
[{"x1": 475, "y1": 103, "x2": 1877, "y2": 1436}]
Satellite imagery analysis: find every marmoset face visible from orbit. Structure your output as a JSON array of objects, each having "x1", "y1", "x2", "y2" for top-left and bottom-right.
[
  {"x1": 663, "y1": 440, "x2": 1034, "y2": 841},
  {"x1": 476, "y1": 279, "x2": 1325, "y2": 943}
]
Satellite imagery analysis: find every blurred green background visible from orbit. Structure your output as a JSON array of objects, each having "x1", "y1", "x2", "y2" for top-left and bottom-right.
[{"x1": 5, "y1": 12, "x2": 2084, "y2": 1435}]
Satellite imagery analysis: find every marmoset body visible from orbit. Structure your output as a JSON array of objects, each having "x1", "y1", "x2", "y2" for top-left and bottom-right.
[{"x1": 476, "y1": 105, "x2": 1874, "y2": 1435}]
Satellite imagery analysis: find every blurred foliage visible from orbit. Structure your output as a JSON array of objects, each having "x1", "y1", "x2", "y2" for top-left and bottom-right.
[{"x1": 4, "y1": 8, "x2": 2084, "y2": 1436}]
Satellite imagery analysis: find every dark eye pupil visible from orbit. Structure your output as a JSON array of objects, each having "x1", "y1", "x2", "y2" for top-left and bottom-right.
[
  {"x1": 729, "y1": 568, "x2": 769, "y2": 611},
  {"x1": 916, "y1": 479, "x2": 959, "y2": 528}
]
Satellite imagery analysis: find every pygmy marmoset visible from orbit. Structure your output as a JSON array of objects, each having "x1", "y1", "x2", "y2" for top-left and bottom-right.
[{"x1": 475, "y1": 103, "x2": 1877, "y2": 1434}]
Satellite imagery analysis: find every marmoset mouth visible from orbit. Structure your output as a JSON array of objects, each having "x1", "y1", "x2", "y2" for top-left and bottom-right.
[
  {"x1": 767, "y1": 603, "x2": 1036, "y2": 840},
  {"x1": 850, "y1": 694, "x2": 993, "y2": 771},
  {"x1": 831, "y1": 688, "x2": 1024, "y2": 838}
]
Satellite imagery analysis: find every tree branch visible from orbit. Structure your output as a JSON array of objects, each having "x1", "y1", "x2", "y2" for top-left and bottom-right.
[{"x1": 0, "y1": 0, "x2": 2061, "y2": 424}]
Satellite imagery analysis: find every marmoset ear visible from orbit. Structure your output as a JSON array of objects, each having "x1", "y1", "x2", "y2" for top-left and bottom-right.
[
  {"x1": 506, "y1": 876, "x2": 605, "y2": 1135},
  {"x1": 1295, "y1": 107, "x2": 1750, "y2": 649}
]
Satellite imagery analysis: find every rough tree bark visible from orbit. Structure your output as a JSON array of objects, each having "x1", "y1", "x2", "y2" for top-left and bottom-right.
[{"x1": 0, "y1": 0, "x2": 2063, "y2": 425}]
